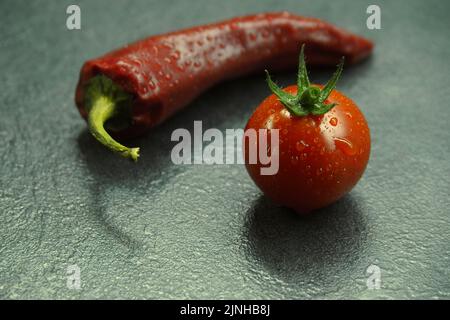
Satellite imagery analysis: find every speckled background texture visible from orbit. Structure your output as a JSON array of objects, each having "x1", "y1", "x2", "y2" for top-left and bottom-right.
[{"x1": 1, "y1": 0, "x2": 449, "y2": 299}]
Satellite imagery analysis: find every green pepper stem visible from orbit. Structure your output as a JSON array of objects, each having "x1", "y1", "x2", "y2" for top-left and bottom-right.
[{"x1": 87, "y1": 95, "x2": 140, "y2": 161}]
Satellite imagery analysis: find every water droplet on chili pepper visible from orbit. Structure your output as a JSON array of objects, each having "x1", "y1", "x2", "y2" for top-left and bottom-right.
[{"x1": 170, "y1": 51, "x2": 180, "y2": 60}]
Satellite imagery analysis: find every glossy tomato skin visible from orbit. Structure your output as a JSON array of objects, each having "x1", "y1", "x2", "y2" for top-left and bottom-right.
[{"x1": 244, "y1": 85, "x2": 370, "y2": 214}]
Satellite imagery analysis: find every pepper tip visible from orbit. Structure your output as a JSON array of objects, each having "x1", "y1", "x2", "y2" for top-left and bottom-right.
[{"x1": 129, "y1": 147, "x2": 140, "y2": 162}]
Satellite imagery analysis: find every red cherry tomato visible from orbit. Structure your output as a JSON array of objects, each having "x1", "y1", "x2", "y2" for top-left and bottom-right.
[{"x1": 244, "y1": 46, "x2": 370, "y2": 214}]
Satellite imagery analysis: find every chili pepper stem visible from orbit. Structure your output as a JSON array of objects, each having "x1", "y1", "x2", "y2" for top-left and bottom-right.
[{"x1": 88, "y1": 95, "x2": 140, "y2": 161}]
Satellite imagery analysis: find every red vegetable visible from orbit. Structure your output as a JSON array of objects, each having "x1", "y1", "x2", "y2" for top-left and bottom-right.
[
  {"x1": 75, "y1": 12, "x2": 373, "y2": 160},
  {"x1": 244, "y1": 46, "x2": 370, "y2": 214}
]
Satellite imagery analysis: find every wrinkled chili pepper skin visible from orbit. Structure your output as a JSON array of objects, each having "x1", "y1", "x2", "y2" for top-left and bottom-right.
[{"x1": 75, "y1": 12, "x2": 373, "y2": 138}]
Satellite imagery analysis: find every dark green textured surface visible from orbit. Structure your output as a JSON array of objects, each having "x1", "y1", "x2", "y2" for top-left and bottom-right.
[{"x1": 1, "y1": 0, "x2": 449, "y2": 299}]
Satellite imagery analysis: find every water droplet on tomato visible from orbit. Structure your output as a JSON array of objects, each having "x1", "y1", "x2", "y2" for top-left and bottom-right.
[
  {"x1": 194, "y1": 61, "x2": 202, "y2": 68},
  {"x1": 329, "y1": 117, "x2": 338, "y2": 126},
  {"x1": 296, "y1": 140, "x2": 308, "y2": 151},
  {"x1": 165, "y1": 74, "x2": 172, "y2": 80},
  {"x1": 316, "y1": 168, "x2": 323, "y2": 176},
  {"x1": 334, "y1": 137, "x2": 356, "y2": 156}
]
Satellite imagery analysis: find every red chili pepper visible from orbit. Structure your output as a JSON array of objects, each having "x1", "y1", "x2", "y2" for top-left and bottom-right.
[{"x1": 75, "y1": 12, "x2": 373, "y2": 161}]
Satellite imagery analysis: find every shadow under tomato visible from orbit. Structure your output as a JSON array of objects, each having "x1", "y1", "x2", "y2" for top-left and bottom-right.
[{"x1": 243, "y1": 194, "x2": 367, "y2": 287}]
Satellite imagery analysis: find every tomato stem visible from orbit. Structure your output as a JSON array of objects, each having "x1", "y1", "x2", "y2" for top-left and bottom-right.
[{"x1": 265, "y1": 44, "x2": 344, "y2": 116}]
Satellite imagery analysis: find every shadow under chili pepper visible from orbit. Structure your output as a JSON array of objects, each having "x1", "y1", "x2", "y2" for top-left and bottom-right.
[
  {"x1": 77, "y1": 124, "x2": 184, "y2": 250},
  {"x1": 242, "y1": 194, "x2": 368, "y2": 289},
  {"x1": 74, "y1": 76, "x2": 259, "y2": 251}
]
